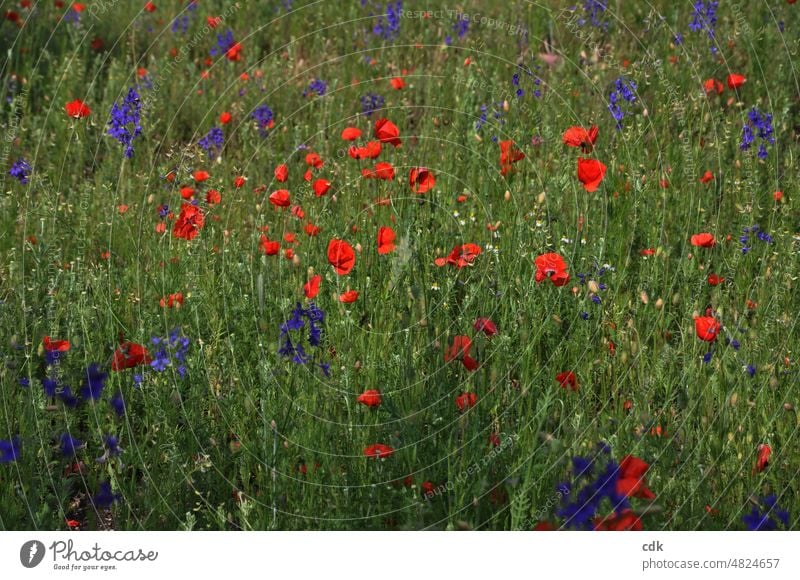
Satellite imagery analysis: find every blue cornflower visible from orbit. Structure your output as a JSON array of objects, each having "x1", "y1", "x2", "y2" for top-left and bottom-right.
[
  {"x1": 18, "y1": 377, "x2": 29, "y2": 388},
  {"x1": 92, "y1": 482, "x2": 121, "y2": 509},
  {"x1": 740, "y1": 108, "x2": 775, "y2": 159},
  {"x1": 107, "y1": 88, "x2": 143, "y2": 158},
  {"x1": 198, "y1": 126, "x2": 224, "y2": 157},
  {"x1": 210, "y1": 29, "x2": 236, "y2": 58},
  {"x1": 303, "y1": 79, "x2": 328, "y2": 97},
  {"x1": 742, "y1": 496, "x2": 789, "y2": 530},
  {"x1": 110, "y1": 391, "x2": 126, "y2": 417},
  {"x1": 43, "y1": 377, "x2": 59, "y2": 397},
  {"x1": 150, "y1": 349, "x2": 170, "y2": 372},
  {"x1": 360, "y1": 93, "x2": 385, "y2": 117},
  {"x1": 557, "y1": 445, "x2": 630, "y2": 529},
  {"x1": 80, "y1": 363, "x2": 108, "y2": 401},
  {"x1": 9, "y1": 158, "x2": 32, "y2": 184},
  {"x1": 252, "y1": 104, "x2": 275, "y2": 135},
  {"x1": 674, "y1": 33, "x2": 684, "y2": 45},
  {"x1": 59, "y1": 386, "x2": 79, "y2": 408},
  {"x1": 746, "y1": 364, "x2": 756, "y2": 377},
  {"x1": 0, "y1": 436, "x2": 21, "y2": 464},
  {"x1": 60, "y1": 433, "x2": 83, "y2": 457}
]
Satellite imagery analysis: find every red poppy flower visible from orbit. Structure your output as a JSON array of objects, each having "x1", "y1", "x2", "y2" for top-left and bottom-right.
[
  {"x1": 707, "y1": 273, "x2": 725, "y2": 286},
  {"x1": 172, "y1": 203, "x2": 205, "y2": 240},
  {"x1": 562, "y1": 125, "x2": 599, "y2": 152},
  {"x1": 363, "y1": 443, "x2": 394, "y2": 459},
  {"x1": 327, "y1": 239, "x2": 356, "y2": 275},
  {"x1": 434, "y1": 243, "x2": 482, "y2": 268},
  {"x1": 377, "y1": 226, "x2": 396, "y2": 255},
  {"x1": 64, "y1": 99, "x2": 91, "y2": 118},
  {"x1": 159, "y1": 292, "x2": 184, "y2": 309},
  {"x1": 577, "y1": 157, "x2": 607, "y2": 192},
  {"x1": 205, "y1": 189, "x2": 221, "y2": 204},
  {"x1": 374, "y1": 118, "x2": 401, "y2": 147},
  {"x1": 341, "y1": 127, "x2": 362, "y2": 140},
  {"x1": 727, "y1": 73, "x2": 746, "y2": 90},
  {"x1": 349, "y1": 140, "x2": 382, "y2": 159},
  {"x1": 455, "y1": 392, "x2": 478, "y2": 411},
  {"x1": 193, "y1": 170, "x2": 210, "y2": 182},
  {"x1": 260, "y1": 235, "x2": 280, "y2": 255},
  {"x1": 313, "y1": 178, "x2": 331, "y2": 197},
  {"x1": 694, "y1": 315, "x2": 721, "y2": 341},
  {"x1": 233, "y1": 176, "x2": 246, "y2": 188},
  {"x1": 303, "y1": 274, "x2": 321, "y2": 299},
  {"x1": 144, "y1": 1, "x2": 157, "y2": 11},
  {"x1": 409, "y1": 167, "x2": 435, "y2": 193},
  {"x1": 533, "y1": 521, "x2": 556, "y2": 531},
  {"x1": 444, "y1": 335, "x2": 479, "y2": 371},
  {"x1": 274, "y1": 164, "x2": 288, "y2": 183},
  {"x1": 690, "y1": 233, "x2": 715, "y2": 248},
  {"x1": 534, "y1": 253, "x2": 570, "y2": 286},
  {"x1": 357, "y1": 390, "x2": 382, "y2": 407},
  {"x1": 616, "y1": 455, "x2": 656, "y2": 500},
  {"x1": 219, "y1": 111, "x2": 231, "y2": 124},
  {"x1": 304, "y1": 223, "x2": 321, "y2": 237},
  {"x1": 473, "y1": 317, "x2": 497, "y2": 337},
  {"x1": 703, "y1": 78, "x2": 724, "y2": 95},
  {"x1": 339, "y1": 290, "x2": 359, "y2": 303},
  {"x1": 362, "y1": 162, "x2": 395, "y2": 180},
  {"x1": 43, "y1": 336, "x2": 71, "y2": 352},
  {"x1": 756, "y1": 444, "x2": 771, "y2": 472},
  {"x1": 594, "y1": 509, "x2": 643, "y2": 531},
  {"x1": 699, "y1": 170, "x2": 714, "y2": 184},
  {"x1": 639, "y1": 248, "x2": 656, "y2": 256},
  {"x1": 555, "y1": 371, "x2": 578, "y2": 391},
  {"x1": 499, "y1": 139, "x2": 524, "y2": 175},
  {"x1": 389, "y1": 77, "x2": 405, "y2": 90},
  {"x1": 111, "y1": 341, "x2": 152, "y2": 371},
  {"x1": 269, "y1": 189, "x2": 291, "y2": 207},
  {"x1": 305, "y1": 152, "x2": 324, "y2": 168}
]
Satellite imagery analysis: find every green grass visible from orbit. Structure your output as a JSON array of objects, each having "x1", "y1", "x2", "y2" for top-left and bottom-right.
[{"x1": 0, "y1": 0, "x2": 798, "y2": 530}]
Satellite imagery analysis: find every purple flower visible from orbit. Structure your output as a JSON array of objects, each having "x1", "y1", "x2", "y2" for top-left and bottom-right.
[
  {"x1": 107, "y1": 87, "x2": 143, "y2": 158},
  {"x1": 251, "y1": 104, "x2": 274, "y2": 135},
  {"x1": 0, "y1": 436, "x2": 21, "y2": 464},
  {"x1": 60, "y1": 433, "x2": 83, "y2": 457},
  {"x1": 92, "y1": 482, "x2": 121, "y2": 509},
  {"x1": 303, "y1": 79, "x2": 328, "y2": 97},
  {"x1": 608, "y1": 77, "x2": 637, "y2": 130},
  {"x1": 577, "y1": 0, "x2": 609, "y2": 30},
  {"x1": 210, "y1": 29, "x2": 237, "y2": 58},
  {"x1": 198, "y1": 126, "x2": 224, "y2": 157},
  {"x1": 742, "y1": 496, "x2": 789, "y2": 530},
  {"x1": 688, "y1": 1, "x2": 719, "y2": 54},
  {"x1": 371, "y1": 1, "x2": 403, "y2": 40},
  {"x1": 360, "y1": 93, "x2": 385, "y2": 117},
  {"x1": 9, "y1": 158, "x2": 32, "y2": 184},
  {"x1": 79, "y1": 363, "x2": 108, "y2": 401},
  {"x1": 740, "y1": 107, "x2": 774, "y2": 158}
]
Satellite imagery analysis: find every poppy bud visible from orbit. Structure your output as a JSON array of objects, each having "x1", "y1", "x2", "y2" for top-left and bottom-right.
[
  {"x1": 655, "y1": 298, "x2": 663, "y2": 309},
  {"x1": 504, "y1": 190, "x2": 511, "y2": 201}
]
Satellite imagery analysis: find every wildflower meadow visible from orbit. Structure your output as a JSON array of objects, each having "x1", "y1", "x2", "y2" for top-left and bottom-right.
[{"x1": 1, "y1": 0, "x2": 799, "y2": 533}]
